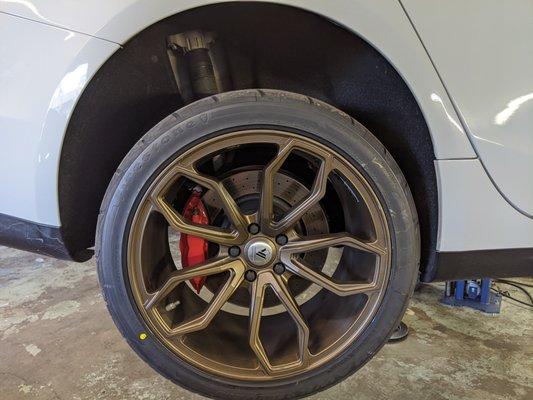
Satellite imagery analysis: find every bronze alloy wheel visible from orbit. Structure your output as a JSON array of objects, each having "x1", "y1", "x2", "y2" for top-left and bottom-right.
[
  {"x1": 127, "y1": 130, "x2": 390, "y2": 380},
  {"x1": 97, "y1": 90, "x2": 419, "y2": 399}
]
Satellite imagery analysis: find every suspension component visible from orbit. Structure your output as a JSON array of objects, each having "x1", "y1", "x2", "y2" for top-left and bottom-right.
[
  {"x1": 179, "y1": 186, "x2": 209, "y2": 293},
  {"x1": 167, "y1": 30, "x2": 230, "y2": 102}
]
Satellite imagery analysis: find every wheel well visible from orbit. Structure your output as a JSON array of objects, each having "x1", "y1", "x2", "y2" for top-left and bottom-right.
[{"x1": 59, "y1": 2, "x2": 438, "y2": 278}]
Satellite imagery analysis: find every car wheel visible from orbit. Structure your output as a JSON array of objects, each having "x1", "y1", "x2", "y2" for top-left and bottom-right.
[{"x1": 96, "y1": 89, "x2": 419, "y2": 399}]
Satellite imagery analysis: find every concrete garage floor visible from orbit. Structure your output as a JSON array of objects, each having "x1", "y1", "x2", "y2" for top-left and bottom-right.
[{"x1": 0, "y1": 245, "x2": 531, "y2": 400}]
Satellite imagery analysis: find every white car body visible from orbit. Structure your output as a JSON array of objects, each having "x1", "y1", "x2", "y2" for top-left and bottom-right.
[{"x1": 0, "y1": 0, "x2": 532, "y2": 279}]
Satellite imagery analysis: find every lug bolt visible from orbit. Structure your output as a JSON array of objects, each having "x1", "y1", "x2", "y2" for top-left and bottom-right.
[
  {"x1": 228, "y1": 246, "x2": 241, "y2": 257},
  {"x1": 275, "y1": 234, "x2": 288, "y2": 245},
  {"x1": 245, "y1": 270, "x2": 257, "y2": 282},
  {"x1": 273, "y1": 262, "x2": 286, "y2": 275},
  {"x1": 248, "y1": 223, "x2": 260, "y2": 235}
]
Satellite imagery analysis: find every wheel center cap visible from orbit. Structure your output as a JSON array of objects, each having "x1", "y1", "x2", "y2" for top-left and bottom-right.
[{"x1": 246, "y1": 240, "x2": 275, "y2": 267}]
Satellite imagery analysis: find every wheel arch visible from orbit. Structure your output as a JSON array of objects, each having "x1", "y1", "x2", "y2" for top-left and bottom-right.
[{"x1": 59, "y1": 2, "x2": 444, "y2": 278}]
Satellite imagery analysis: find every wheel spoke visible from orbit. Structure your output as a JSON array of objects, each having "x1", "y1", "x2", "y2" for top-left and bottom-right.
[
  {"x1": 151, "y1": 164, "x2": 248, "y2": 245},
  {"x1": 272, "y1": 153, "x2": 333, "y2": 233},
  {"x1": 280, "y1": 233, "x2": 385, "y2": 296},
  {"x1": 167, "y1": 261, "x2": 246, "y2": 336},
  {"x1": 285, "y1": 258, "x2": 379, "y2": 296},
  {"x1": 144, "y1": 257, "x2": 240, "y2": 309},
  {"x1": 280, "y1": 232, "x2": 386, "y2": 256},
  {"x1": 259, "y1": 139, "x2": 295, "y2": 233},
  {"x1": 152, "y1": 195, "x2": 242, "y2": 245},
  {"x1": 260, "y1": 142, "x2": 334, "y2": 235},
  {"x1": 249, "y1": 272, "x2": 310, "y2": 373},
  {"x1": 249, "y1": 275, "x2": 270, "y2": 371},
  {"x1": 269, "y1": 274, "x2": 310, "y2": 366},
  {"x1": 180, "y1": 167, "x2": 249, "y2": 233}
]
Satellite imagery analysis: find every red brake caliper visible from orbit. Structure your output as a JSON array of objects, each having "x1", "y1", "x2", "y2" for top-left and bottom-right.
[{"x1": 179, "y1": 187, "x2": 209, "y2": 293}]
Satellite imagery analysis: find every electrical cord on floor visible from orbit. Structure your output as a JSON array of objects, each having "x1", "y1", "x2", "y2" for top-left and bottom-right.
[
  {"x1": 495, "y1": 280, "x2": 533, "y2": 304},
  {"x1": 495, "y1": 278, "x2": 533, "y2": 289},
  {"x1": 491, "y1": 279, "x2": 533, "y2": 310}
]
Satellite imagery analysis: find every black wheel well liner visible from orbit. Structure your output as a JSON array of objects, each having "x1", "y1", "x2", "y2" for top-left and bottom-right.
[{"x1": 59, "y1": 2, "x2": 438, "y2": 280}]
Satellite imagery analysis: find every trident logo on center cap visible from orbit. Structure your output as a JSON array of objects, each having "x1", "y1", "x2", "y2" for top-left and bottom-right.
[
  {"x1": 255, "y1": 248, "x2": 268, "y2": 260},
  {"x1": 247, "y1": 241, "x2": 274, "y2": 266}
]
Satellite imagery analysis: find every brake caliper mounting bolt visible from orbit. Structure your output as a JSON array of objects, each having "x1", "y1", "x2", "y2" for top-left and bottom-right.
[
  {"x1": 248, "y1": 223, "x2": 260, "y2": 235},
  {"x1": 275, "y1": 234, "x2": 288, "y2": 246},
  {"x1": 228, "y1": 246, "x2": 241, "y2": 257},
  {"x1": 273, "y1": 262, "x2": 286, "y2": 275},
  {"x1": 245, "y1": 270, "x2": 257, "y2": 282}
]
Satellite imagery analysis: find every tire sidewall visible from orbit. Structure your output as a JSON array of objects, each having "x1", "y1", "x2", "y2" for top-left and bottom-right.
[{"x1": 97, "y1": 91, "x2": 419, "y2": 399}]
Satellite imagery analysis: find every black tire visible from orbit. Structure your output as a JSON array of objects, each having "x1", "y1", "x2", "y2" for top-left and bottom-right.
[{"x1": 96, "y1": 89, "x2": 419, "y2": 399}]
